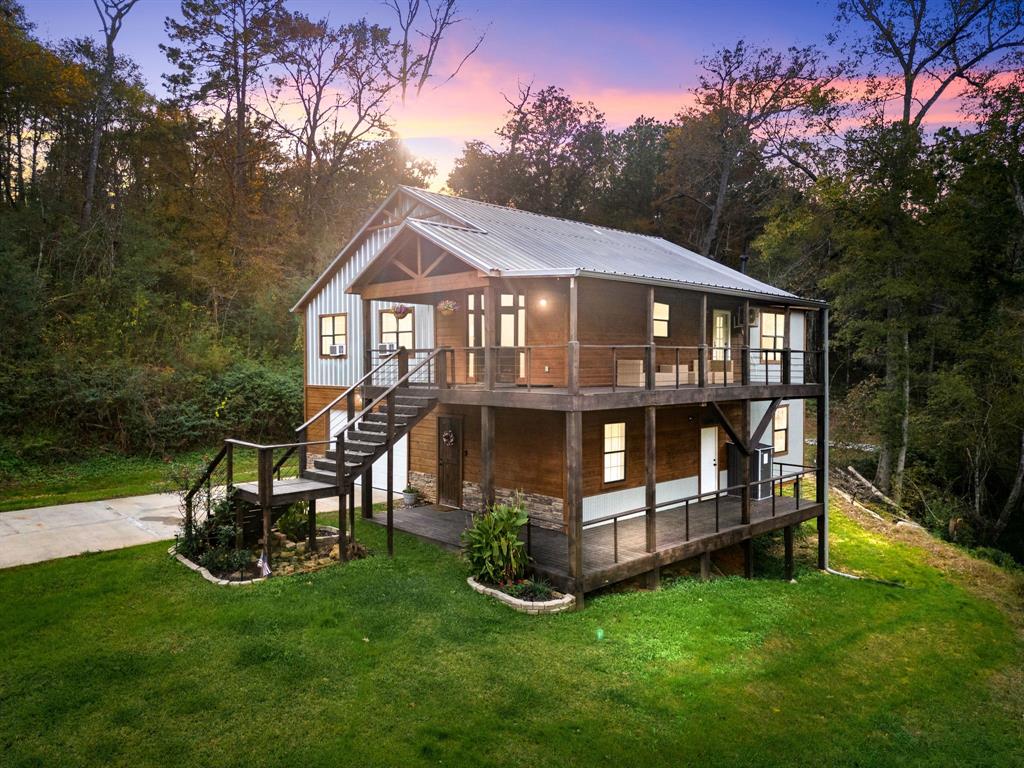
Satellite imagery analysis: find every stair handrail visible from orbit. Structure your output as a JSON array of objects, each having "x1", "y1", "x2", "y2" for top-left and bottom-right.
[
  {"x1": 336, "y1": 347, "x2": 447, "y2": 436},
  {"x1": 295, "y1": 349, "x2": 402, "y2": 435}
]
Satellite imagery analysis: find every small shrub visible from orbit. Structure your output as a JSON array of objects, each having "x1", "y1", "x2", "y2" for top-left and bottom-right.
[
  {"x1": 503, "y1": 578, "x2": 553, "y2": 601},
  {"x1": 276, "y1": 502, "x2": 310, "y2": 542},
  {"x1": 461, "y1": 493, "x2": 529, "y2": 584}
]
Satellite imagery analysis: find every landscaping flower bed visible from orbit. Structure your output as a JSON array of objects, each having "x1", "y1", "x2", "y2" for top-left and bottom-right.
[{"x1": 467, "y1": 577, "x2": 575, "y2": 614}]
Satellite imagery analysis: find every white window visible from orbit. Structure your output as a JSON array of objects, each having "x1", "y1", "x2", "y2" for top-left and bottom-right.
[
  {"x1": 762, "y1": 311, "x2": 785, "y2": 363},
  {"x1": 319, "y1": 314, "x2": 347, "y2": 357},
  {"x1": 773, "y1": 405, "x2": 789, "y2": 454},
  {"x1": 653, "y1": 301, "x2": 670, "y2": 338},
  {"x1": 603, "y1": 422, "x2": 626, "y2": 483},
  {"x1": 380, "y1": 308, "x2": 415, "y2": 349}
]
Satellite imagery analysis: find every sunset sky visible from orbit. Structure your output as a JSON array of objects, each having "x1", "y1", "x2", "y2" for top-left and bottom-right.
[{"x1": 23, "y1": 0, "x2": 969, "y2": 187}]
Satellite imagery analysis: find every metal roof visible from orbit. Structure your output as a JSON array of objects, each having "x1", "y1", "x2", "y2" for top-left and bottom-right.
[
  {"x1": 398, "y1": 187, "x2": 811, "y2": 303},
  {"x1": 296, "y1": 186, "x2": 822, "y2": 312}
]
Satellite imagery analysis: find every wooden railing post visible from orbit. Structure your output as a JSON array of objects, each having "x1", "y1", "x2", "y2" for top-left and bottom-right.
[
  {"x1": 298, "y1": 428, "x2": 307, "y2": 475},
  {"x1": 386, "y1": 391, "x2": 395, "y2": 557},
  {"x1": 258, "y1": 446, "x2": 273, "y2": 567},
  {"x1": 645, "y1": 343, "x2": 655, "y2": 390},
  {"x1": 741, "y1": 346, "x2": 751, "y2": 386},
  {"x1": 336, "y1": 432, "x2": 347, "y2": 560},
  {"x1": 436, "y1": 347, "x2": 448, "y2": 389},
  {"x1": 698, "y1": 345, "x2": 707, "y2": 388},
  {"x1": 567, "y1": 341, "x2": 580, "y2": 395},
  {"x1": 397, "y1": 346, "x2": 409, "y2": 380},
  {"x1": 783, "y1": 348, "x2": 792, "y2": 385}
]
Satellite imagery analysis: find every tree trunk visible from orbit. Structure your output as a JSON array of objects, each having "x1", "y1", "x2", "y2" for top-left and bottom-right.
[
  {"x1": 701, "y1": 144, "x2": 735, "y2": 258},
  {"x1": 990, "y1": 431, "x2": 1024, "y2": 543},
  {"x1": 892, "y1": 329, "x2": 910, "y2": 506}
]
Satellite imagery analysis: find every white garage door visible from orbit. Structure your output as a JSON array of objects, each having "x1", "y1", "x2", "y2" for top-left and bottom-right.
[{"x1": 329, "y1": 409, "x2": 407, "y2": 492}]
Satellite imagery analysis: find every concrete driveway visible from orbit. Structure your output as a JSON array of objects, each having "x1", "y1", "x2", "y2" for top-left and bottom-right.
[{"x1": 0, "y1": 484, "x2": 394, "y2": 569}]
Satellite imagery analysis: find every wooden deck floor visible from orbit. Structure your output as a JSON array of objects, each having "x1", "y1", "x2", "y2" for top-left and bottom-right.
[{"x1": 367, "y1": 493, "x2": 825, "y2": 593}]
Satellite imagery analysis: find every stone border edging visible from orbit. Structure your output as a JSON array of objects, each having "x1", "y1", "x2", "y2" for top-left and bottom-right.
[
  {"x1": 467, "y1": 577, "x2": 575, "y2": 614},
  {"x1": 169, "y1": 546, "x2": 267, "y2": 586}
]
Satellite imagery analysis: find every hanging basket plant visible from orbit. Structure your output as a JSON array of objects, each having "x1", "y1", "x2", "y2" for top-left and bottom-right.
[
  {"x1": 390, "y1": 304, "x2": 412, "y2": 319},
  {"x1": 437, "y1": 299, "x2": 459, "y2": 316}
]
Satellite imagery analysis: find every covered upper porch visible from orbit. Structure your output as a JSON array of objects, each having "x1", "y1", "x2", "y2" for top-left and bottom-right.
[{"x1": 348, "y1": 224, "x2": 826, "y2": 404}]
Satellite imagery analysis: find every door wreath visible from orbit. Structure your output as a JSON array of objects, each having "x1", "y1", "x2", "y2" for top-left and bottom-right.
[{"x1": 441, "y1": 429, "x2": 456, "y2": 447}]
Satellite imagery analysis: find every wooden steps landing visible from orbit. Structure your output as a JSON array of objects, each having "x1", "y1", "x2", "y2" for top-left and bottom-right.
[{"x1": 234, "y1": 476, "x2": 341, "y2": 507}]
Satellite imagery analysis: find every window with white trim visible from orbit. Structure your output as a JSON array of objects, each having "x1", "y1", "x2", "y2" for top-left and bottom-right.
[
  {"x1": 761, "y1": 311, "x2": 785, "y2": 363},
  {"x1": 380, "y1": 308, "x2": 414, "y2": 350},
  {"x1": 653, "y1": 302, "x2": 670, "y2": 338},
  {"x1": 319, "y1": 314, "x2": 347, "y2": 357},
  {"x1": 773, "y1": 405, "x2": 789, "y2": 454},
  {"x1": 603, "y1": 422, "x2": 626, "y2": 483}
]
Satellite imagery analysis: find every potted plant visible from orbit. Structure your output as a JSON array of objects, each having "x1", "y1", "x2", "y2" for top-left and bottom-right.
[
  {"x1": 391, "y1": 304, "x2": 412, "y2": 319},
  {"x1": 437, "y1": 298, "x2": 459, "y2": 316},
  {"x1": 402, "y1": 485, "x2": 419, "y2": 506}
]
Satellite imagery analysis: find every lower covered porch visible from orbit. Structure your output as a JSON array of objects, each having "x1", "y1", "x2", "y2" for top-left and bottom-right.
[{"x1": 367, "y1": 483, "x2": 825, "y2": 595}]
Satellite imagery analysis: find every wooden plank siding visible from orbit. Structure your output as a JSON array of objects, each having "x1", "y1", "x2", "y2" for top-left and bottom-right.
[{"x1": 303, "y1": 386, "x2": 352, "y2": 446}]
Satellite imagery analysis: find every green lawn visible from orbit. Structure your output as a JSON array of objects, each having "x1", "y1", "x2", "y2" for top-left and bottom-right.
[
  {"x1": 0, "y1": 449, "x2": 259, "y2": 512},
  {"x1": 1, "y1": 506, "x2": 1021, "y2": 768}
]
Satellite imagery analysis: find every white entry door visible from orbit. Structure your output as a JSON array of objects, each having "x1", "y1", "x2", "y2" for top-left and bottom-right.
[
  {"x1": 329, "y1": 408, "x2": 407, "y2": 492},
  {"x1": 700, "y1": 426, "x2": 719, "y2": 497}
]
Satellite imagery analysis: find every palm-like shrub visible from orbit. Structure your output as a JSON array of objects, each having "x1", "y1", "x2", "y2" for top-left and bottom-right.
[{"x1": 461, "y1": 494, "x2": 529, "y2": 584}]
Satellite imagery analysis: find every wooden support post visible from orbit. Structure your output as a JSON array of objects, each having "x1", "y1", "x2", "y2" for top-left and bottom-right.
[
  {"x1": 361, "y1": 298, "x2": 373, "y2": 378},
  {"x1": 568, "y1": 277, "x2": 579, "y2": 395},
  {"x1": 700, "y1": 551, "x2": 711, "y2": 581},
  {"x1": 362, "y1": 467, "x2": 373, "y2": 519},
  {"x1": 645, "y1": 405, "x2": 659, "y2": 589},
  {"x1": 227, "y1": 442, "x2": 242, "y2": 548},
  {"x1": 484, "y1": 282, "x2": 496, "y2": 391},
  {"x1": 349, "y1": 481, "x2": 356, "y2": 544},
  {"x1": 387, "y1": 391, "x2": 395, "y2": 557},
  {"x1": 481, "y1": 405, "x2": 495, "y2": 512},
  {"x1": 743, "y1": 539, "x2": 753, "y2": 578},
  {"x1": 699, "y1": 293, "x2": 708, "y2": 388},
  {"x1": 742, "y1": 298, "x2": 751, "y2": 385},
  {"x1": 258, "y1": 447, "x2": 273, "y2": 567},
  {"x1": 645, "y1": 286, "x2": 656, "y2": 391},
  {"x1": 566, "y1": 410, "x2": 584, "y2": 607},
  {"x1": 740, "y1": 401, "x2": 751, "y2": 525},
  {"x1": 817, "y1": 306, "x2": 830, "y2": 570},
  {"x1": 335, "y1": 434, "x2": 347, "y2": 560},
  {"x1": 307, "y1": 498, "x2": 317, "y2": 553},
  {"x1": 783, "y1": 306, "x2": 792, "y2": 385},
  {"x1": 784, "y1": 524, "x2": 794, "y2": 581}
]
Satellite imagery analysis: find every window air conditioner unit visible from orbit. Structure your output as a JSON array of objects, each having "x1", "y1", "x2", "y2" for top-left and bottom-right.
[
  {"x1": 328, "y1": 344, "x2": 346, "y2": 357},
  {"x1": 378, "y1": 342, "x2": 397, "y2": 353}
]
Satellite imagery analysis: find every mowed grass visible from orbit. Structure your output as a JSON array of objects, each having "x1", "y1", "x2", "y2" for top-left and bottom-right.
[
  {"x1": 1, "y1": 506, "x2": 1021, "y2": 768},
  {"x1": 0, "y1": 450, "x2": 259, "y2": 512}
]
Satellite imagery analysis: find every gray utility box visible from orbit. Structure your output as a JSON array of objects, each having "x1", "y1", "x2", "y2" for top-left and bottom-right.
[{"x1": 727, "y1": 442, "x2": 774, "y2": 501}]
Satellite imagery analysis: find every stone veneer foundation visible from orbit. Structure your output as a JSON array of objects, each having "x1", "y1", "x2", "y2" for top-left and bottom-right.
[{"x1": 408, "y1": 471, "x2": 564, "y2": 531}]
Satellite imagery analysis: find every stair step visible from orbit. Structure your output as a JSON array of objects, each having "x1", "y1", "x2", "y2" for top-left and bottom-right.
[
  {"x1": 362, "y1": 412, "x2": 409, "y2": 424},
  {"x1": 303, "y1": 468, "x2": 356, "y2": 485},
  {"x1": 378, "y1": 404, "x2": 422, "y2": 416},
  {"x1": 325, "y1": 444, "x2": 380, "y2": 459},
  {"x1": 347, "y1": 431, "x2": 387, "y2": 445},
  {"x1": 361, "y1": 420, "x2": 408, "y2": 433}
]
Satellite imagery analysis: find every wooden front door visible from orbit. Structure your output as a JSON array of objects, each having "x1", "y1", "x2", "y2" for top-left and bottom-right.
[{"x1": 437, "y1": 415, "x2": 463, "y2": 507}]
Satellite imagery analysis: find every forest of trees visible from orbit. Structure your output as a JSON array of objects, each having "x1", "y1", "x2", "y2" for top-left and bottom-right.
[{"x1": 1, "y1": 0, "x2": 1022, "y2": 560}]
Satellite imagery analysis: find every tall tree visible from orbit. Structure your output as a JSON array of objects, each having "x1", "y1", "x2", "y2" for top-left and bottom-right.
[
  {"x1": 835, "y1": 0, "x2": 1024, "y2": 501},
  {"x1": 80, "y1": 0, "x2": 137, "y2": 230}
]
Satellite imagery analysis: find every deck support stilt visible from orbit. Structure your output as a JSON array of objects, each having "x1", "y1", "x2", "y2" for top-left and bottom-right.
[
  {"x1": 262, "y1": 503, "x2": 272, "y2": 565},
  {"x1": 644, "y1": 405, "x2": 658, "y2": 590},
  {"x1": 307, "y1": 498, "x2": 317, "y2": 554},
  {"x1": 362, "y1": 467, "x2": 373, "y2": 518},
  {"x1": 387, "y1": 393, "x2": 395, "y2": 557},
  {"x1": 481, "y1": 405, "x2": 495, "y2": 512},
  {"x1": 784, "y1": 524, "x2": 794, "y2": 580},
  {"x1": 817, "y1": 514, "x2": 827, "y2": 570},
  {"x1": 700, "y1": 551, "x2": 711, "y2": 581},
  {"x1": 816, "y1": 306, "x2": 830, "y2": 570},
  {"x1": 743, "y1": 539, "x2": 753, "y2": 578},
  {"x1": 348, "y1": 482, "x2": 356, "y2": 545},
  {"x1": 338, "y1": 489, "x2": 348, "y2": 561},
  {"x1": 566, "y1": 410, "x2": 584, "y2": 608}
]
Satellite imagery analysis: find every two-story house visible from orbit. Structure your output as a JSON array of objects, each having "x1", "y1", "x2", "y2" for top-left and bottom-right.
[{"x1": 224, "y1": 186, "x2": 828, "y2": 606}]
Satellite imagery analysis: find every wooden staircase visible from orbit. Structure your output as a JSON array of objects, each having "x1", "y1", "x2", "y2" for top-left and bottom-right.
[{"x1": 301, "y1": 391, "x2": 437, "y2": 488}]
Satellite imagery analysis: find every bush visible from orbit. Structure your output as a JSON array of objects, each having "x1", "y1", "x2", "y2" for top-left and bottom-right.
[
  {"x1": 461, "y1": 493, "x2": 529, "y2": 584},
  {"x1": 503, "y1": 578, "x2": 553, "y2": 601},
  {"x1": 277, "y1": 502, "x2": 310, "y2": 542}
]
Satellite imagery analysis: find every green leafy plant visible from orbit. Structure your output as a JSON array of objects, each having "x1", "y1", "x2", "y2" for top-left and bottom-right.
[
  {"x1": 276, "y1": 502, "x2": 310, "y2": 542},
  {"x1": 460, "y1": 493, "x2": 529, "y2": 584},
  {"x1": 503, "y1": 578, "x2": 553, "y2": 601}
]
